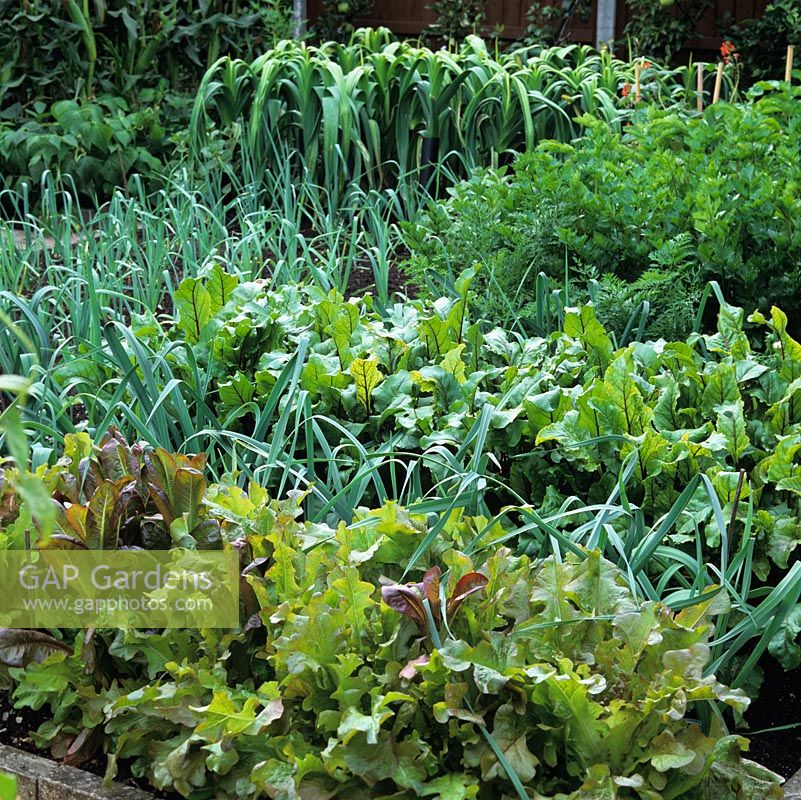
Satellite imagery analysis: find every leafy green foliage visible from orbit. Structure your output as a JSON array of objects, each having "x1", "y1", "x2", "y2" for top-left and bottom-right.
[
  {"x1": 0, "y1": 0, "x2": 293, "y2": 199},
  {"x1": 405, "y1": 83, "x2": 801, "y2": 336},
  {"x1": 724, "y1": 0, "x2": 801, "y2": 83},
  {"x1": 1, "y1": 427, "x2": 220, "y2": 551},
  {"x1": 424, "y1": 0, "x2": 486, "y2": 45},
  {"x1": 148, "y1": 276, "x2": 799, "y2": 572},
  {"x1": 0, "y1": 11, "x2": 796, "y2": 798},
  {"x1": 21, "y1": 261, "x2": 801, "y2": 588},
  {"x1": 0, "y1": 0, "x2": 292, "y2": 109},
  {"x1": 315, "y1": 0, "x2": 374, "y2": 40},
  {"x1": 0, "y1": 471, "x2": 780, "y2": 798},
  {"x1": 625, "y1": 0, "x2": 712, "y2": 60},
  {"x1": 0, "y1": 95, "x2": 166, "y2": 200},
  {"x1": 516, "y1": 0, "x2": 593, "y2": 48},
  {"x1": 191, "y1": 31, "x2": 701, "y2": 203},
  {"x1": 8, "y1": 262, "x2": 793, "y2": 692}
]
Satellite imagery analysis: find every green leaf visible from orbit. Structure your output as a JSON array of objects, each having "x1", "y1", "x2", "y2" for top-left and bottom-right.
[
  {"x1": 330, "y1": 566, "x2": 376, "y2": 644},
  {"x1": 337, "y1": 698, "x2": 393, "y2": 745},
  {"x1": 649, "y1": 730, "x2": 696, "y2": 772},
  {"x1": 563, "y1": 305, "x2": 613, "y2": 369},
  {"x1": 173, "y1": 468, "x2": 206, "y2": 531},
  {"x1": 602, "y1": 354, "x2": 651, "y2": 437},
  {"x1": 86, "y1": 480, "x2": 122, "y2": 549},
  {"x1": 419, "y1": 314, "x2": 453, "y2": 358},
  {"x1": 340, "y1": 733, "x2": 428, "y2": 790},
  {"x1": 768, "y1": 604, "x2": 801, "y2": 669},
  {"x1": 468, "y1": 702, "x2": 539, "y2": 783},
  {"x1": 420, "y1": 774, "x2": 479, "y2": 800},
  {"x1": 251, "y1": 759, "x2": 296, "y2": 798},
  {"x1": 207, "y1": 266, "x2": 239, "y2": 314},
  {"x1": 349, "y1": 358, "x2": 384, "y2": 415},
  {"x1": 704, "y1": 736, "x2": 783, "y2": 799},
  {"x1": 701, "y1": 363, "x2": 740, "y2": 416},
  {"x1": 769, "y1": 306, "x2": 801, "y2": 383},
  {"x1": 202, "y1": 741, "x2": 239, "y2": 775},
  {"x1": 192, "y1": 690, "x2": 283, "y2": 740},
  {"x1": 175, "y1": 278, "x2": 212, "y2": 344},
  {"x1": 715, "y1": 400, "x2": 749, "y2": 464},
  {"x1": 218, "y1": 371, "x2": 256, "y2": 410}
]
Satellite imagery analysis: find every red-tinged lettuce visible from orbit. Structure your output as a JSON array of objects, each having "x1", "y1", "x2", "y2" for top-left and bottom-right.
[
  {"x1": 3, "y1": 428, "x2": 222, "y2": 551},
  {"x1": 382, "y1": 565, "x2": 489, "y2": 639}
]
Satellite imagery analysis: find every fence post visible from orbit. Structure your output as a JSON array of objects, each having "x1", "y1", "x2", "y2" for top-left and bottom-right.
[
  {"x1": 293, "y1": 0, "x2": 307, "y2": 38},
  {"x1": 596, "y1": 0, "x2": 616, "y2": 48},
  {"x1": 713, "y1": 62, "x2": 723, "y2": 103}
]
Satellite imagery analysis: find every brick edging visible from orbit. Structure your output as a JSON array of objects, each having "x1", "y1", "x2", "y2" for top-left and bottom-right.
[
  {"x1": 785, "y1": 768, "x2": 801, "y2": 800},
  {"x1": 0, "y1": 744, "x2": 152, "y2": 799}
]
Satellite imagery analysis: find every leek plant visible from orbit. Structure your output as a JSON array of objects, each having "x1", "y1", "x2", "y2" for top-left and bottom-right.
[
  {"x1": 192, "y1": 29, "x2": 725, "y2": 205},
  {"x1": 192, "y1": 31, "x2": 739, "y2": 201}
]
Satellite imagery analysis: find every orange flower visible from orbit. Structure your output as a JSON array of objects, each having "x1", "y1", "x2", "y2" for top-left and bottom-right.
[
  {"x1": 621, "y1": 82, "x2": 631, "y2": 97},
  {"x1": 642, "y1": 60, "x2": 652, "y2": 70},
  {"x1": 720, "y1": 40, "x2": 738, "y2": 65}
]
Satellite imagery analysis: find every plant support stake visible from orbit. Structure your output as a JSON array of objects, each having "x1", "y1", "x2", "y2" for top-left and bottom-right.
[
  {"x1": 786, "y1": 45, "x2": 795, "y2": 83},
  {"x1": 713, "y1": 62, "x2": 724, "y2": 104},
  {"x1": 635, "y1": 61, "x2": 641, "y2": 103}
]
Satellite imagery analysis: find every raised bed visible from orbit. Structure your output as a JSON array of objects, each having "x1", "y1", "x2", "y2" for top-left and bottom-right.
[
  {"x1": 786, "y1": 771, "x2": 801, "y2": 800},
  {"x1": 0, "y1": 744, "x2": 152, "y2": 800}
]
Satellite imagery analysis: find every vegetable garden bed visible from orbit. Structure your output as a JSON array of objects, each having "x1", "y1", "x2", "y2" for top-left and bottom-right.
[{"x1": 2, "y1": 16, "x2": 801, "y2": 800}]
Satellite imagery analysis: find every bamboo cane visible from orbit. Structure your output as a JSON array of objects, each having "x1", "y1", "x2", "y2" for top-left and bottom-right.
[
  {"x1": 634, "y1": 61, "x2": 641, "y2": 103},
  {"x1": 786, "y1": 45, "x2": 795, "y2": 83},
  {"x1": 713, "y1": 62, "x2": 724, "y2": 104}
]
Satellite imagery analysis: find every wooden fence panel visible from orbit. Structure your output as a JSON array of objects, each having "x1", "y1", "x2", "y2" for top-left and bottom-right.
[{"x1": 306, "y1": 0, "x2": 769, "y2": 52}]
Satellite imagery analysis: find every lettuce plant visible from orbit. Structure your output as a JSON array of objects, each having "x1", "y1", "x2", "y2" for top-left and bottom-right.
[
  {"x1": 0, "y1": 427, "x2": 220, "y2": 551},
  {"x1": 3, "y1": 483, "x2": 781, "y2": 799}
]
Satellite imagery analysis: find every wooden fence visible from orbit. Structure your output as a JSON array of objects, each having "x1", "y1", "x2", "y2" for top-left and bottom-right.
[{"x1": 306, "y1": 0, "x2": 769, "y2": 52}]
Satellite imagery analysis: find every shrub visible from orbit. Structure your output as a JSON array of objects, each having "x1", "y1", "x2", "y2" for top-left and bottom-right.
[
  {"x1": 314, "y1": 0, "x2": 374, "y2": 40},
  {"x1": 424, "y1": 0, "x2": 486, "y2": 44},
  {"x1": 0, "y1": 96, "x2": 171, "y2": 200},
  {"x1": 724, "y1": 0, "x2": 801, "y2": 83},
  {"x1": 624, "y1": 0, "x2": 712, "y2": 61},
  {"x1": 0, "y1": 0, "x2": 293, "y2": 199},
  {"x1": 0, "y1": 0, "x2": 293, "y2": 107}
]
